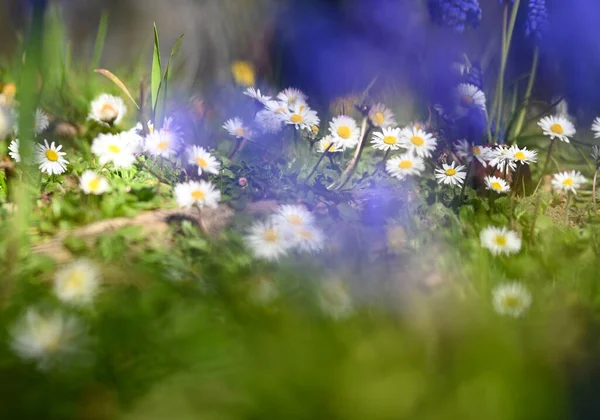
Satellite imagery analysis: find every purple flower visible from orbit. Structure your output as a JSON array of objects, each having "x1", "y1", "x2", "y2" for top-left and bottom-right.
[
  {"x1": 525, "y1": 0, "x2": 549, "y2": 40},
  {"x1": 428, "y1": 0, "x2": 482, "y2": 32}
]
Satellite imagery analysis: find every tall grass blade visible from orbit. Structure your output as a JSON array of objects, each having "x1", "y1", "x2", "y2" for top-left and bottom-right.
[
  {"x1": 94, "y1": 69, "x2": 140, "y2": 109},
  {"x1": 91, "y1": 11, "x2": 109, "y2": 71},
  {"x1": 151, "y1": 23, "x2": 163, "y2": 122}
]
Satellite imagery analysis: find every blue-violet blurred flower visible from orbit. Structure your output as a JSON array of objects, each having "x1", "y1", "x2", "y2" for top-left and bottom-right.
[{"x1": 428, "y1": 0, "x2": 482, "y2": 32}]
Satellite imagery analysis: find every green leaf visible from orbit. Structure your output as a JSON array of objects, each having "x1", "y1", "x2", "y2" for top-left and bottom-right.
[
  {"x1": 151, "y1": 23, "x2": 163, "y2": 118},
  {"x1": 158, "y1": 34, "x2": 184, "y2": 127}
]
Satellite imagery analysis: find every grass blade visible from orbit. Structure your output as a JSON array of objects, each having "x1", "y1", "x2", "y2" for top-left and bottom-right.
[
  {"x1": 94, "y1": 69, "x2": 140, "y2": 109},
  {"x1": 158, "y1": 34, "x2": 184, "y2": 125},
  {"x1": 151, "y1": 23, "x2": 163, "y2": 119},
  {"x1": 91, "y1": 11, "x2": 108, "y2": 71}
]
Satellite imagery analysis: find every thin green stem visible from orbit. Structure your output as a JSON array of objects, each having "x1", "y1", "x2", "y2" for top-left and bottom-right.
[
  {"x1": 514, "y1": 46, "x2": 539, "y2": 137},
  {"x1": 533, "y1": 139, "x2": 555, "y2": 195},
  {"x1": 593, "y1": 169, "x2": 598, "y2": 218},
  {"x1": 304, "y1": 145, "x2": 332, "y2": 185},
  {"x1": 460, "y1": 160, "x2": 474, "y2": 200},
  {"x1": 564, "y1": 192, "x2": 571, "y2": 225},
  {"x1": 328, "y1": 117, "x2": 369, "y2": 191}
]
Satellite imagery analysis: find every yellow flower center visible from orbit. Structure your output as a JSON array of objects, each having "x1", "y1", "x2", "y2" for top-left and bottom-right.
[
  {"x1": 287, "y1": 215, "x2": 303, "y2": 225},
  {"x1": 514, "y1": 151, "x2": 526, "y2": 161},
  {"x1": 550, "y1": 123, "x2": 564, "y2": 134},
  {"x1": 100, "y1": 103, "x2": 117, "y2": 116},
  {"x1": 2, "y1": 82, "x2": 16, "y2": 97},
  {"x1": 290, "y1": 114, "x2": 304, "y2": 124},
  {"x1": 65, "y1": 269, "x2": 85, "y2": 292},
  {"x1": 191, "y1": 189, "x2": 206, "y2": 200},
  {"x1": 445, "y1": 168, "x2": 457, "y2": 176},
  {"x1": 235, "y1": 127, "x2": 245, "y2": 137},
  {"x1": 472, "y1": 146, "x2": 481, "y2": 155},
  {"x1": 195, "y1": 157, "x2": 208, "y2": 168},
  {"x1": 109, "y1": 144, "x2": 120, "y2": 153},
  {"x1": 337, "y1": 126, "x2": 351, "y2": 139},
  {"x1": 491, "y1": 181, "x2": 503, "y2": 191},
  {"x1": 88, "y1": 178, "x2": 100, "y2": 191},
  {"x1": 231, "y1": 61, "x2": 255, "y2": 87},
  {"x1": 494, "y1": 235, "x2": 507, "y2": 246},
  {"x1": 461, "y1": 95, "x2": 474, "y2": 106},
  {"x1": 501, "y1": 295, "x2": 521, "y2": 309},
  {"x1": 275, "y1": 108, "x2": 285, "y2": 114},
  {"x1": 398, "y1": 160, "x2": 413, "y2": 169},
  {"x1": 299, "y1": 105, "x2": 305, "y2": 112},
  {"x1": 373, "y1": 112, "x2": 385, "y2": 125},
  {"x1": 410, "y1": 136, "x2": 424, "y2": 147},
  {"x1": 312, "y1": 125, "x2": 319, "y2": 133},
  {"x1": 263, "y1": 228, "x2": 278, "y2": 243},
  {"x1": 157, "y1": 141, "x2": 170, "y2": 151},
  {"x1": 414, "y1": 123, "x2": 421, "y2": 130},
  {"x1": 45, "y1": 149, "x2": 59, "y2": 162},
  {"x1": 383, "y1": 135, "x2": 397, "y2": 145},
  {"x1": 562, "y1": 178, "x2": 573, "y2": 186}
]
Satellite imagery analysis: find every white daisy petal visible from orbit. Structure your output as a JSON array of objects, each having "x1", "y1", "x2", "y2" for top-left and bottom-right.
[
  {"x1": 434, "y1": 162, "x2": 467, "y2": 187},
  {"x1": 484, "y1": 175, "x2": 510, "y2": 194},
  {"x1": 187, "y1": 146, "x2": 220, "y2": 176},
  {"x1": 551, "y1": 170, "x2": 586, "y2": 195},
  {"x1": 174, "y1": 180, "x2": 221, "y2": 209},
  {"x1": 370, "y1": 127, "x2": 403, "y2": 151},
  {"x1": 480, "y1": 226, "x2": 522, "y2": 256},
  {"x1": 88, "y1": 94, "x2": 127, "y2": 125},
  {"x1": 35, "y1": 139, "x2": 68, "y2": 175},
  {"x1": 492, "y1": 282, "x2": 532, "y2": 318},
  {"x1": 538, "y1": 115, "x2": 576, "y2": 143},
  {"x1": 386, "y1": 152, "x2": 425, "y2": 180},
  {"x1": 79, "y1": 170, "x2": 110, "y2": 195},
  {"x1": 368, "y1": 103, "x2": 396, "y2": 128},
  {"x1": 398, "y1": 126, "x2": 437, "y2": 158},
  {"x1": 53, "y1": 259, "x2": 102, "y2": 306},
  {"x1": 329, "y1": 115, "x2": 361, "y2": 150}
]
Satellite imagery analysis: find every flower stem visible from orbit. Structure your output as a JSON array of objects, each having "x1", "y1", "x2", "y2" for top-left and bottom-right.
[
  {"x1": 460, "y1": 160, "x2": 473, "y2": 200},
  {"x1": 593, "y1": 168, "x2": 598, "y2": 218},
  {"x1": 533, "y1": 138, "x2": 555, "y2": 195},
  {"x1": 564, "y1": 192, "x2": 571, "y2": 225},
  {"x1": 229, "y1": 136, "x2": 248, "y2": 162},
  {"x1": 514, "y1": 46, "x2": 539, "y2": 137},
  {"x1": 328, "y1": 116, "x2": 369, "y2": 191},
  {"x1": 304, "y1": 145, "x2": 332, "y2": 185}
]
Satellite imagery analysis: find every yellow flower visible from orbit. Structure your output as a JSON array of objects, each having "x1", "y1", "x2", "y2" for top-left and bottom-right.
[
  {"x1": 2, "y1": 83, "x2": 16, "y2": 98},
  {"x1": 231, "y1": 61, "x2": 255, "y2": 87}
]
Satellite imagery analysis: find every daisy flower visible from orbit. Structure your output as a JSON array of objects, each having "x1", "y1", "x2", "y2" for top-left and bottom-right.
[
  {"x1": 318, "y1": 280, "x2": 352, "y2": 320},
  {"x1": 507, "y1": 145, "x2": 537, "y2": 165},
  {"x1": 455, "y1": 83, "x2": 486, "y2": 115},
  {"x1": 484, "y1": 175, "x2": 510, "y2": 194},
  {"x1": 273, "y1": 204, "x2": 315, "y2": 229},
  {"x1": 317, "y1": 136, "x2": 343, "y2": 153},
  {"x1": 455, "y1": 139, "x2": 492, "y2": 167},
  {"x1": 174, "y1": 180, "x2": 221, "y2": 208},
  {"x1": 243, "y1": 87, "x2": 271, "y2": 104},
  {"x1": 144, "y1": 129, "x2": 179, "y2": 158},
  {"x1": 488, "y1": 145, "x2": 516, "y2": 173},
  {"x1": 223, "y1": 117, "x2": 252, "y2": 139},
  {"x1": 538, "y1": 115, "x2": 576, "y2": 143},
  {"x1": 591, "y1": 145, "x2": 600, "y2": 167},
  {"x1": 88, "y1": 94, "x2": 127, "y2": 125},
  {"x1": 277, "y1": 88, "x2": 307, "y2": 107},
  {"x1": 13, "y1": 108, "x2": 50, "y2": 135},
  {"x1": 592, "y1": 117, "x2": 600, "y2": 138},
  {"x1": 244, "y1": 219, "x2": 294, "y2": 261},
  {"x1": 434, "y1": 162, "x2": 467, "y2": 186},
  {"x1": 8, "y1": 139, "x2": 20, "y2": 162},
  {"x1": 551, "y1": 170, "x2": 587, "y2": 195},
  {"x1": 283, "y1": 104, "x2": 320, "y2": 131},
  {"x1": 35, "y1": 140, "x2": 68, "y2": 175},
  {"x1": 79, "y1": 170, "x2": 110, "y2": 195},
  {"x1": 292, "y1": 225, "x2": 325, "y2": 253},
  {"x1": 386, "y1": 153, "x2": 425, "y2": 180},
  {"x1": 254, "y1": 110, "x2": 284, "y2": 134},
  {"x1": 329, "y1": 115, "x2": 361, "y2": 150},
  {"x1": 264, "y1": 100, "x2": 289, "y2": 117},
  {"x1": 10, "y1": 308, "x2": 84, "y2": 370},
  {"x1": 187, "y1": 146, "x2": 220, "y2": 176},
  {"x1": 492, "y1": 282, "x2": 532, "y2": 318},
  {"x1": 480, "y1": 226, "x2": 522, "y2": 256},
  {"x1": 91, "y1": 132, "x2": 139, "y2": 169},
  {"x1": 399, "y1": 126, "x2": 438, "y2": 158},
  {"x1": 370, "y1": 127, "x2": 403, "y2": 151},
  {"x1": 53, "y1": 259, "x2": 102, "y2": 306},
  {"x1": 368, "y1": 103, "x2": 396, "y2": 128}
]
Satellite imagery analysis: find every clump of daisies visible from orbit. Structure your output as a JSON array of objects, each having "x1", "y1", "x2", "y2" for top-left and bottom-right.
[
  {"x1": 455, "y1": 139, "x2": 492, "y2": 167},
  {"x1": 244, "y1": 204, "x2": 325, "y2": 261},
  {"x1": 492, "y1": 282, "x2": 532, "y2": 318},
  {"x1": 10, "y1": 308, "x2": 86, "y2": 370},
  {"x1": 480, "y1": 226, "x2": 522, "y2": 256},
  {"x1": 88, "y1": 94, "x2": 127, "y2": 126}
]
